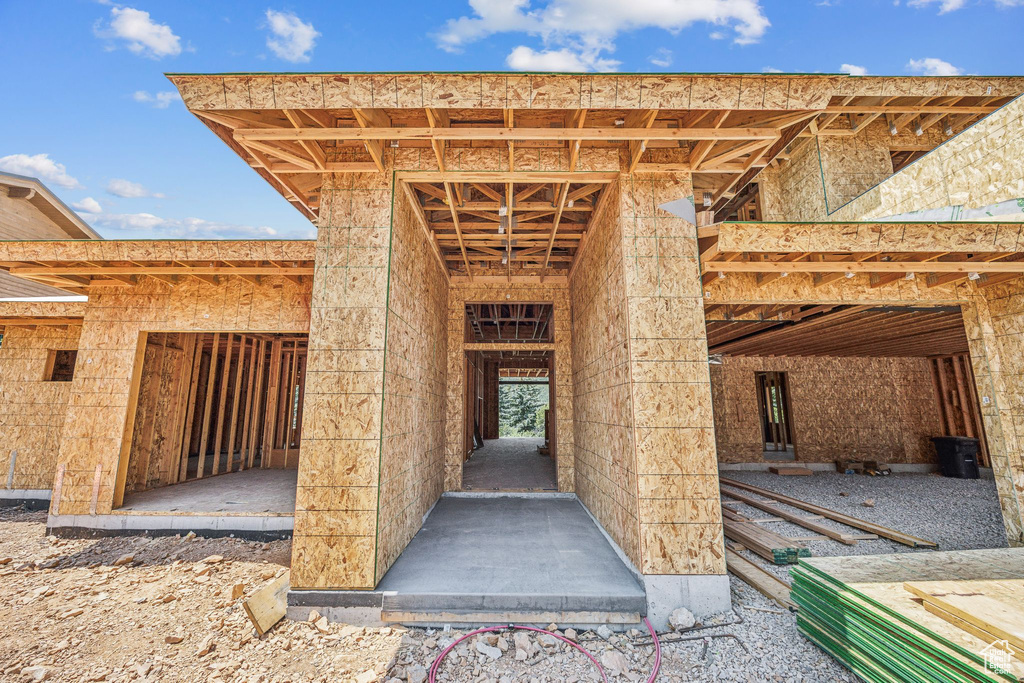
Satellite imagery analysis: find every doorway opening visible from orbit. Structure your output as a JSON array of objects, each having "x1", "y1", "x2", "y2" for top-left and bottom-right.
[
  {"x1": 462, "y1": 302, "x2": 557, "y2": 491},
  {"x1": 755, "y1": 371, "x2": 794, "y2": 459}
]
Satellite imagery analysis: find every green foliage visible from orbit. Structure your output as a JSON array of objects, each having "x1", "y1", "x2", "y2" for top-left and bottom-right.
[{"x1": 498, "y1": 382, "x2": 549, "y2": 437}]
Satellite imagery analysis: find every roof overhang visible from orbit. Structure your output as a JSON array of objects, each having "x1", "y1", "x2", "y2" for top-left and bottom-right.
[
  {"x1": 0, "y1": 172, "x2": 101, "y2": 240},
  {"x1": 166, "y1": 72, "x2": 1024, "y2": 279},
  {"x1": 0, "y1": 239, "x2": 315, "y2": 295}
]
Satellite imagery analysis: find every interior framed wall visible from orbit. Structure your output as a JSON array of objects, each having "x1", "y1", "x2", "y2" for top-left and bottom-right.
[{"x1": 113, "y1": 330, "x2": 308, "y2": 506}]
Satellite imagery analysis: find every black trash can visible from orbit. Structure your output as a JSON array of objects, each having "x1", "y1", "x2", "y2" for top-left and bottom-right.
[{"x1": 930, "y1": 436, "x2": 980, "y2": 479}]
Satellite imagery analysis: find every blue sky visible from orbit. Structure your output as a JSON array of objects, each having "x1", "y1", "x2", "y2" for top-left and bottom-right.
[{"x1": 0, "y1": 0, "x2": 1021, "y2": 240}]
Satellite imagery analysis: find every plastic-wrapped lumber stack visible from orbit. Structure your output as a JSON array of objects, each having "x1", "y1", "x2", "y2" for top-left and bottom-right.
[{"x1": 792, "y1": 549, "x2": 1024, "y2": 683}]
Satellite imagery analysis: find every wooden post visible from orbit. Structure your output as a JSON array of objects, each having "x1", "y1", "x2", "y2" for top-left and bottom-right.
[
  {"x1": 951, "y1": 354, "x2": 975, "y2": 439},
  {"x1": 284, "y1": 339, "x2": 299, "y2": 461},
  {"x1": 197, "y1": 332, "x2": 220, "y2": 479},
  {"x1": 136, "y1": 335, "x2": 167, "y2": 490},
  {"x1": 177, "y1": 335, "x2": 204, "y2": 482},
  {"x1": 226, "y1": 334, "x2": 247, "y2": 472},
  {"x1": 934, "y1": 357, "x2": 956, "y2": 435},
  {"x1": 248, "y1": 338, "x2": 267, "y2": 469},
  {"x1": 212, "y1": 333, "x2": 234, "y2": 476},
  {"x1": 239, "y1": 336, "x2": 258, "y2": 471},
  {"x1": 262, "y1": 339, "x2": 283, "y2": 468},
  {"x1": 113, "y1": 332, "x2": 149, "y2": 508}
]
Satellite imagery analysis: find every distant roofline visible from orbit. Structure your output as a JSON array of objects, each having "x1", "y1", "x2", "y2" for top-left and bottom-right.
[{"x1": 0, "y1": 172, "x2": 102, "y2": 240}]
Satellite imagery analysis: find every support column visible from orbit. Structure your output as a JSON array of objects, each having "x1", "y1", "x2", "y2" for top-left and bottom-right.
[
  {"x1": 292, "y1": 169, "x2": 394, "y2": 590},
  {"x1": 962, "y1": 289, "x2": 1024, "y2": 546},
  {"x1": 619, "y1": 172, "x2": 729, "y2": 623}
]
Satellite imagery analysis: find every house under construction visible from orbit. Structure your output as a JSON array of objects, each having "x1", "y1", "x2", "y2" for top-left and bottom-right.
[{"x1": 1, "y1": 72, "x2": 1023, "y2": 628}]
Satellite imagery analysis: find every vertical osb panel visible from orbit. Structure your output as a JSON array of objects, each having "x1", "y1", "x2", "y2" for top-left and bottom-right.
[
  {"x1": 444, "y1": 283, "x2": 574, "y2": 493},
  {"x1": 962, "y1": 288, "x2": 1024, "y2": 547},
  {"x1": 710, "y1": 356, "x2": 942, "y2": 464},
  {"x1": 292, "y1": 167, "x2": 394, "y2": 590},
  {"x1": 53, "y1": 275, "x2": 311, "y2": 520},
  {"x1": 374, "y1": 187, "x2": 449, "y2": 580},
  {"x1": 0, "y1": 325, "x2": 81, "y2": 490},
  {"x1": 833, "y1": 96, "x2": 1024, "y2": 221},
  {"x1": 568, "y1": 182, "x2": 642, "y2": 568},
  {"x1": 621, "y1": 172, "x2": 725, "y2": 576}
]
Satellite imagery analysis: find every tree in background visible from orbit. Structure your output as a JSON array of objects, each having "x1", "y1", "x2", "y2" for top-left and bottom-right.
[{"x1": 498, "y1": 382, "x2": 549, "y2": 437}]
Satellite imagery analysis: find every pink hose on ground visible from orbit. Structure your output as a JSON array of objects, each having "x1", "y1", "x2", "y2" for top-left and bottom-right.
[{"x1": 426, "y1": 619, "x2": 662, "y2": 683}]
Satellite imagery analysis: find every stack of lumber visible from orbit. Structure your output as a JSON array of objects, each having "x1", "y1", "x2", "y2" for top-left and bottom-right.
[
  {"x1": 720, "y1": 478, "x2": 937, "y2": 548},
  {"x1": 792, "y1": 549, "x2": 1024, "y2": 682},
  {"x1": 722, "y1": 507, "x2": 809, "y2": 565}
]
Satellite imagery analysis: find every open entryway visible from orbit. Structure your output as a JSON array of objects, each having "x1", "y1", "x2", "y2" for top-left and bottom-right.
[
  {"x1": 462, "y1": 303, "x2": 558, "y2": 491},
  {"x1": 113, "y1": 331, "x2": 307, "y2": 516}
]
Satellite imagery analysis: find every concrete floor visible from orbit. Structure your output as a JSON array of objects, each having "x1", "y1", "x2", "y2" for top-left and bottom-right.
[
  {"x1": 462, "y1": 437, "x2": 557, "y2": 490},
  {"x1": 376, "y1": 495, "x2": 646, "y2": 613},
  {"x1": 119, "y1": 468, "x2": 297, "y2": 514}
]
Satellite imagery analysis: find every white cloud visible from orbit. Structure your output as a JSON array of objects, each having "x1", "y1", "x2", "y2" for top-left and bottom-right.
[
  {"x1": 438, "y1": 0, "x2": 770, "y2": 72},
  {"x1": 0, "y1": 153, "x2": 82, "y2": 189},
  {"x1": 909, "y1": 0, "x2": 1024, "y2": 9},
  {"x1": 506, "y1": 45, "x2": 619, "y2": 71},
  {"x1": 907, "y1": 57, "x2": 964, "y2": 76},
  {"x1": 761, "y1": 66, "x2": 783, "y2": 73},
  {"x1": 840, "y1": 63, "x2": 868, "y2": 75},
  {"x1": 106, "y1": 178, "x2": 165, "y2": 199},
  {"x1": 132, "y1": 90, "x2": 182, "y2": 109},
  {"x1": 72, "y1": 197, "x2": 103, "y2": 213},
  {"x1": 265, "y1": 10, "x2": 320, "y2": 63},
  {"x1": 709, "y1": 31, "x2": 726, "y2": 39},
  {"x1": 649, "y1": 48, "x2": 673, "y2": 68},
  {"x1": 89, "y1": 211, "x2": 283, "y2": 239},
  {"x1": 98, "y1": 7, "x2": 182, "y2": 58}
]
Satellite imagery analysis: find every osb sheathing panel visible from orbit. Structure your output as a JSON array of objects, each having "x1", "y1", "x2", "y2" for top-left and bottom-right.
[
  {"x1": 758, "y1": 120, "x2": 950, "y2": 222},
  {"x1": 961, "y1": 284, "x2": 1024, "y2": 547},
  {"x1": 291, "y1": 166, "x2": 394, "y2": 591},
  {"x1": 831, "y1": 96, "x2": 1024, "y2": 221},
  {"x1": 124, "y1": 334, "x2": 190, "y2": 493},
  {"x1": 0, "y1": 325, "x2": 81, "y2": 490},
  {"x1": 171, "y1": 74, "x2": 850, "y2": 111},
  {"x1": 392, "y1": 146, "x2": 621, "y2": 175},
  {"x1": 374, "y1": 187, "x2": 448, "y2": 581},
  {"x1": 445, "y1": 282, "x2": 574, "y2": 493},
  {"x1": 0, "y1": 240, "x2": 314, "y2": 263},
  {"x1": 0, "y1": 301, "x2": 86, "y2": 319},
  {"x1": 704, "y1": 273, "x2": 967, "y2": 306},
  {"x1": 717, "y1": 221, "x2": 1024, "y2": 254},
  {"x1": 711, "y1": 356, "x2": 942, "y2": 464},
  {"x1": 620, "y1": 173, "x2": 725, "y2": 576},
  {"x1": 51, "y1": 275, "x2": 310, "y2": 519},
  {"x1": 569, "y1": 180, "x2": 641, "y2": 569}
]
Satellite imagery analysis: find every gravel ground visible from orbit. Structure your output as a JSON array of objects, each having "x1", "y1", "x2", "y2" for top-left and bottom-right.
[
  {"x1": 0, "y1": 471, "x2": 1009, "y2": 682},
  {"x1": 721, "y1": 470, "x2": 1009, "y2": 581}
]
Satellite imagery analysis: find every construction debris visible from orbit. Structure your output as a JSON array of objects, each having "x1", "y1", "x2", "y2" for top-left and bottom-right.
[
  {"x1": 769, "y1": 466, "x2": 813, "y2": 476},
  {"x1": 242, "y1": 569, "x2": 290, "y2": 636}
]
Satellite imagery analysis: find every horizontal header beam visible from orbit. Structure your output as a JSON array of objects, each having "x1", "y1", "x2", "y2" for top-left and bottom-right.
[
  {"x1": 235, "y1": 127, "x2": 782, "y2": 143},
  {"x1": 704, "y1": 260, "x2": 1024, "y2": 274}
]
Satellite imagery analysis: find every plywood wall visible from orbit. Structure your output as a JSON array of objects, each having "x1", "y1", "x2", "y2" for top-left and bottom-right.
[
  {"x1": 569, "y1": 180, "x2": 641, "y2": 567},
  {"x1": 831, "y1": 96, "x2": 1024, "y2": 221},
  {"x1": 759, "y1": 120, "x2": 951, "y2": 222},
  {"x1": 374, "y1": 186, "x2": 448, "y2": 581},
  {"x1": 51, "y1": 274, "x2": 310, "y2": 519},
  {"x1": 0, "y1": 324, "x2": 81, "y2": 490},
  {"x1": 620, "y1": 172, "x2": 725, "y2": 576},
  {"x1": 291, "y1": 167, "x2": 393, "y2": 590},
  {"x1": 961, "y1": 284, "x2": 1024, "y2": 547},
  {"x1": 711, "y1": 356, "x2": 942, "y2": 464}
]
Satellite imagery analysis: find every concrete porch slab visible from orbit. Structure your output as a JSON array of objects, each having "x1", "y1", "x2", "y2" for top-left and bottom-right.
[{"x1": 289, "y1": 494, "x2": 647, "y2": 625}]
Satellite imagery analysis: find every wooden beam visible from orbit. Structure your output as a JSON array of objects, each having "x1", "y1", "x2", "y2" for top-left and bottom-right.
[
  {"x1": 236, "y1": 126, "x2": 783, "y2": 143},
  {"x1": 704, "y1": 260, "x2": 1024, "y2": 274},
  {"x1": 351, "y1": 108, "x2": 390, "y2": 172},
  {"x1": 443, "y1": 182, "x2": 472, "y2": 279},
  {"x1": 400, "y1": 182, "x2": 450, "y2": 280}
]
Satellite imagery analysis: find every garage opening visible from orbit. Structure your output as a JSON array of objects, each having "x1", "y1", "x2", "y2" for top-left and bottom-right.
[
  {"x1": 113, "y1": 331, "x2": 307, "y2": 514},
  {"x1": 707, "y1": 304, "x2": 988, "y2": 468},
  {"x1": 462, "y1": 303, "x2": 557, "y2": 491}
]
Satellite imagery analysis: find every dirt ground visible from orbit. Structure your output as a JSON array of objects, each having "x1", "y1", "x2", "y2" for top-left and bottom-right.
[{"x1": 3, "y1": 470, "x2": 1007, "y2": 682}]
